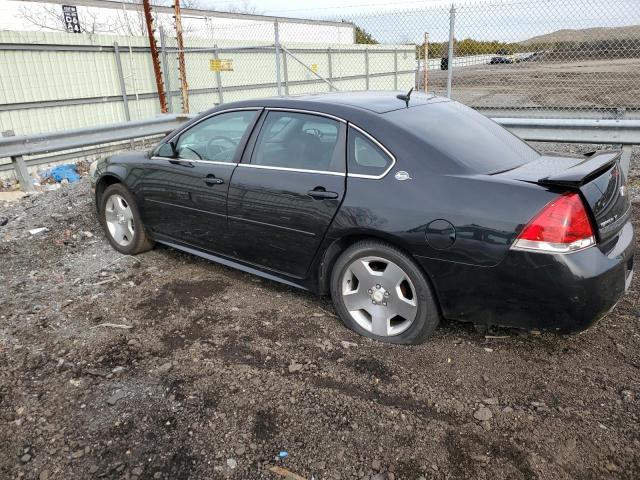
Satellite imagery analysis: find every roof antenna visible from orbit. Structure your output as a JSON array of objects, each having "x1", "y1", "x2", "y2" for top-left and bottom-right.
[{"x1": 396, "y1": 87, "x2": 414, "y2": 107}]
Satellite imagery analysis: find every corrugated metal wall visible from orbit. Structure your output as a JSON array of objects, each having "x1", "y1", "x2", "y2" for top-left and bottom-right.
[{"x1": 0, "y1": 30, "x2": 415, "y2": 137}]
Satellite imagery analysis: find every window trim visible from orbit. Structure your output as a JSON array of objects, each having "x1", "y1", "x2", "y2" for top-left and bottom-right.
[
  {"x1": 347, "y1": 124, "x2": 397, "y2": 180},
  {"x1": 153, "y1": 107, "x2": 262, "y2": 163},
  {"x1": 243, "y1": 108, "x2": 347, "y2": 176},
  {"x1": 154, "y1": 106, "x2": 397, "y2": 179}
]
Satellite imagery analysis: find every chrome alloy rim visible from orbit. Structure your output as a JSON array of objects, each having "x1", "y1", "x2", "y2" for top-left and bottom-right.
[
  {"x1": 341, "y1": 256, "x2": 418, "y2": 336},
  {"x1": 104, "y1": 194, "x2": 135, "y2": 247}
]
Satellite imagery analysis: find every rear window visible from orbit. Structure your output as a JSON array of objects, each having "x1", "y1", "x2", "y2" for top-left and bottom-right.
[{"x1": 384, "y1": 101, "x2": 539, "y2": 173}]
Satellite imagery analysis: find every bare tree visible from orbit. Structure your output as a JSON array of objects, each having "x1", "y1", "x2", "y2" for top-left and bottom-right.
[{"x1": 16, "y1": 0, "x2": 201, "y2": 36}]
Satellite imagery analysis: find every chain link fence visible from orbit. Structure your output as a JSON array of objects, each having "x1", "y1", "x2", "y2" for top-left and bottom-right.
[{"x1": 164, "y1": 0, "x2": 640, "y2": 119}]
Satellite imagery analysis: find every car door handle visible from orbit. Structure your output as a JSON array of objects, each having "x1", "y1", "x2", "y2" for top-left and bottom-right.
[
  {"x1": 203, "y1": 174, "x2": 224, "y2": 186},
  {"x1": 307, "y1": 188, "x2": 339, "y2": 200}
]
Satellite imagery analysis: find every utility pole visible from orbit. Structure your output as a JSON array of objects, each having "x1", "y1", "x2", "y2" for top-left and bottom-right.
[
  {"x1": 142, "y1": 0, "x2": 168, "y2": 113},
  {"x1": 174, "y1": 0, "x2": 189, "y2": 113}
]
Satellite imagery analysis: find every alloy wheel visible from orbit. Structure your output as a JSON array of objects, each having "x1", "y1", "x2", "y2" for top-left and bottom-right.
[
  {"x1": 104, "y1": 194, "x2": 135, "y2": 247},
  {"x1": 341, "y1": 256, "x2": 418, "y2": 336}
]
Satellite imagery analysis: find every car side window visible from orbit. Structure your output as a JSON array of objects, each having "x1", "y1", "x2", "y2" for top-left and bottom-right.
[
  {"x1": 172, "y1": 110, "x2": 257, "y2": 163},
  {"x1": 348, "y1": 127, "x2": 393, "y2": 177},
  {"x1": 251, "y1": 111, "x2": 343, "y2": 172}
]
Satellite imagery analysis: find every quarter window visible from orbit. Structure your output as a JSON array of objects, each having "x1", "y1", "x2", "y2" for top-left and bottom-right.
[
  {"x1": 251, "y1": 111, "x2": 344, "y2": 172},
  {"x1": 172, "y1": 110, "x2": 257, "y2": 162},
  {"x1": 348, "y1": 127, "x2": 393, "y2": 177}
]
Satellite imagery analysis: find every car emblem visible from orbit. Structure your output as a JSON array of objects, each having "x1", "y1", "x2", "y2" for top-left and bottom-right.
[
  {"x1": 620, "y1": 185, "x2": 626, "y2": 197},
  {"x1": 394, "y1": 171, "x2": 412, "y2": 181}
]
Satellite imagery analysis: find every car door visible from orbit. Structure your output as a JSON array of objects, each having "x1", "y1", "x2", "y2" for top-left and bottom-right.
[
  {"x1": 140, "y1": 108, "x2": 260, "y2": 253},
  {"x1": 226, "y1": 109, "x2": 347, "y2": 278}
]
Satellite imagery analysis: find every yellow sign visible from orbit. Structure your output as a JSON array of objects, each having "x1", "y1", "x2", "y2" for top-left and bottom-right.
[
  {"x1": 311, "y1": 63, "x2": 318, "y2": 73},
  {"x1": 209, "y1": 59, "x2": 234, "y2": 72}
]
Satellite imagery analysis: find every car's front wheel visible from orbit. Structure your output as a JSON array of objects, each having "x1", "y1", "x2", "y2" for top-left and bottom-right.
[
  {"x1": 100, "y1": 183, "x2": 154, "y2": 255},
  {"x1": 330, "y1": 240, "x2": 439, "y2": 344}
]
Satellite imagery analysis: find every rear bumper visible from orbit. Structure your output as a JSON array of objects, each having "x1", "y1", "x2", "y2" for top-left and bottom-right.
[{"x1": 418, "y1": 221, "x2": 635, "y2": 332}]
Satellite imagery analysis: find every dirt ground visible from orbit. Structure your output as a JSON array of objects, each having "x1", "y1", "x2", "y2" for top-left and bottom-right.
[
  {"x1": 428, "y1": 58, "x2": 640, "y2": 112},
  {"x1": 1, "y1": 152, "x2": 639, "y2": 480}
]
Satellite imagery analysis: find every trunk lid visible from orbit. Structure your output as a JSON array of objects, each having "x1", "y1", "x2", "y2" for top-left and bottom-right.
[{"x1": 497, "y1": 151, "x2": 631, "y2": 241}]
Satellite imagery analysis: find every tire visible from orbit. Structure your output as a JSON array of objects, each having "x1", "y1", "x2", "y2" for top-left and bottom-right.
[
  {"x1": 330, "y1": 240, "x2": 439, "y2": 344},
  {"x1": 99, "y1": 183, "x2": 154, "y2": 255}
]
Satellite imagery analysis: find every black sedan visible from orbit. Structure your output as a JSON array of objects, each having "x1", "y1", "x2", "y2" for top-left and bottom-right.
[{"x1": 90, "y1": 91, "x2": 634, "y2": 344}]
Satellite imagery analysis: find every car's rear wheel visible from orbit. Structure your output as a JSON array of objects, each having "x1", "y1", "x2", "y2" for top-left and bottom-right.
[
  {"x1": 100, "y1": 183, "x2": 154, "y2": 255},
  {"x1": 330, "y1": 240, "x2": 439, "y2": 344}
]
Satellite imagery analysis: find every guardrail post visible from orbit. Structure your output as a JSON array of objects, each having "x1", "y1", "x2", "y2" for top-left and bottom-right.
[
  {"x1": 2, "y1": 130, "x2": 34, "y2": 192},
  {"x1": 274, "y1": 19, "x2": 283, "y2": 96},
  {"x1": 159, "y1": 27, "x2": 173, "y2": 113},
  {"x1": 446, "y1": 4, "x2": 456, "y2": 98},
  {"x1": 365, "y1": 49, "x2": 369, "y2": 90},
  {"x1": 213, "y1": 45, "x2": 224, "y2": 105},
  {"x1": 113, "y1": 42, "x2": 131, "y2": 122}
]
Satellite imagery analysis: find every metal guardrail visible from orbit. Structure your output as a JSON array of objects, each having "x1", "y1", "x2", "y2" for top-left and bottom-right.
[{"x1": 0, "y1": 113, "x2": 637, "y2": 190}]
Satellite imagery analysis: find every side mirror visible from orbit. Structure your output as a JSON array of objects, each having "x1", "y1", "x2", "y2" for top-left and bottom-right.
[{"x1": 156, "y1": 141, "x2": 177, "y2": 158}]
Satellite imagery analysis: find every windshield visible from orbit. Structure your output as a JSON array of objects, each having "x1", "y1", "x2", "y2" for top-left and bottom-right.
[{"x1": 384, "y1": 101, "x2": 539, "y2": 173}]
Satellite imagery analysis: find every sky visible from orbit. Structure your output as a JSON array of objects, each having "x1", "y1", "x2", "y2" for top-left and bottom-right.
[{"x1": 0, "y1": 0, "x2": 638, "y2": 43}]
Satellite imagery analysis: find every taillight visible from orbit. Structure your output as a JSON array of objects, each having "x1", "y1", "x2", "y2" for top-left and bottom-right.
[{"x1": 511, "y1": 192, "x2": 595, "y2": 254}]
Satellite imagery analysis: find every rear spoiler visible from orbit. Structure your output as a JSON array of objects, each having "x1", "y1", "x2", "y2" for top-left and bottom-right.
[{"x1": 537, "y1": 151, "x2": 621, "y2": 188}]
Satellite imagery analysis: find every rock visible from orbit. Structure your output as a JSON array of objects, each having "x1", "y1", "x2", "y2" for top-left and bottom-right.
[
  {"x1": 470, "y1": 454, "x2": 490, "y2": 463},
  {"x1": 156, "y1": 362, "x2": 173, "y2": 374},
  {"x1": 372, "y1": 474, "x2": 386, "y2": 480},
  {"x1": 565, "y1": 438, "x2": 577, "y2": 451},
  {"x1": 226, "y1": 458, "x2": 237, "y2": 469},
  {"x1": 371, "y1": 459, "x2": 382, "y2": 471},
  {"x1": 288, "y1": 360, "x2": 303, "y2": 373},
  {"x1": 483, "y1": 347, "x2": 494, "y2": 353},
  {"x1": 621, "y1": 390, "x2": 634, "y2": 402},
  {"x1": 311, "y1": 312, "x2": 325, "y2": 317},
  {"x1": 39, "y1": 470, "x2": 50, "y2": 480},
  {"x1": 20, "y1": 453, "x2": 31, "y2": 463},
  {"x1": 71, "y1": 449, "x2": 84, "y2": 459},
  {"x1": 482, "y1": 397, "x2": 499, "y2": 405},
  {"x1": 235, "y1": 445, "x2": 246, "y2": 455},
  {"x1": 502, "y1": 406, "x2": 514, "y2": 413},
  {"x1": 340, "y1": 340, "x2": 358, "y2": 349},
  {"x1": 132, "y1": 467, "x2": 143, "y2": 476},
  {"x1": 107, "y1": 390, "x2": 126, "y2": 405},
  {"x1": 605, "y1": 462, "x2": 619, "y2": 472},
  {"x1": 473, "y1": 407, "x2": 493, "y2": 421}
]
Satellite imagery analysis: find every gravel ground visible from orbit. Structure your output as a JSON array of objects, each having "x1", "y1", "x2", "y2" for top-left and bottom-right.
[{"x1": 1, "y1": 162, "x2": 639, "y2": 479}]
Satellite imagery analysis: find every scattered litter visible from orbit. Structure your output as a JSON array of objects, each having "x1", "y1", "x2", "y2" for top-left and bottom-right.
[
  {"x1": 45, "y1": 164, "x2": 81, "y2": 183},
  {"x1": 0, "y1": 216, "x2": 8, "y2": 226},
  {"x1": 29, "y1": 227, "x2": 48, "y2": 235},
  {"x1": 278, "y1": 451, "x2": 288, "y2": 460},
  {"x1": 483, "y1": 347, "x2": 494, "y2": 353},
  {"x1": 91, "y1": 323, "x2": 133, "y2": 330},
  {"x1": 485, "y1": 335, "x2": 510, "y2": 339},
  {"x1": 269, "y1": 466, "x2": 306, "y2": 480}
]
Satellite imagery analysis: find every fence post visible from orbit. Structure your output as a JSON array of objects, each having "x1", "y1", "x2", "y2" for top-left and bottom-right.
[
  {"x1": 393, "y1": 48, "x2": 398, "y2": 90},
  {"x1": 365, "y1": 49, "x2": 369, "y2": 90},
  {"x1": 446, "y1": 4, "x2": 456, "y2": 98},
  {"x1": 2, "y1": 130, "x2": 34, "y2": 193},
  {"x1": 282, "y1": 47, "x2": 290, "y2": 95},
  {"x1": 423, "y1": 32, "x2": 429, "y2": 93},
  {"x1": 274, "y1": 19, "x2": 283, "y2": 96},
  {"x1": 327, "y1": 47, "x2": 334, "y2": 91},
  {"x1": 159, "y1": 26, "x2": 173, "y2": 113},
  {"x1": 213, "y1": 45, "x2": 224, "y2": 105},
  {"x1": 113, "y1": 42, "x2": 131, "y2": 122}
]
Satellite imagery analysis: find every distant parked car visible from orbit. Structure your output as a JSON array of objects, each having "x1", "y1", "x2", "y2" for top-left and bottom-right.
[
  {"x1": 90, "y1": 91, "x2": 634, "y2": 344},
  {"x1": 489, "y1": 55, "x2": 514, "y2": 64}
]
